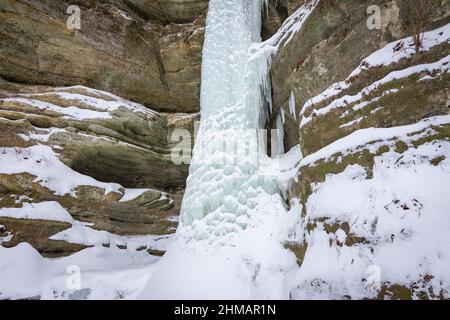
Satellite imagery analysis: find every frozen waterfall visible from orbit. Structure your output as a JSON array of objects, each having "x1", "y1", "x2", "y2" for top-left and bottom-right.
[
  {"x1": 180, "y1": 0, "x2": 278, "y2": 232},
  {"x1": 141, "y1": 0, "x2": 300, "y2": 299}
]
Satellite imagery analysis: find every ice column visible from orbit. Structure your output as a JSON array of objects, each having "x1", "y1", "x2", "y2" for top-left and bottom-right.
[{"x1": 180, "y1": 0, "x2": 278, "y2": 234}]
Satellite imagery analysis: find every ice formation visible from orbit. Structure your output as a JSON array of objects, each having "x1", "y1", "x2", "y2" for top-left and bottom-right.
[
  {"x1": 180, "y1": 0, "x2": 275, "y2": 229},
  {"x1": 140, "y1": 0, "x2": 303, "y2": 299}
]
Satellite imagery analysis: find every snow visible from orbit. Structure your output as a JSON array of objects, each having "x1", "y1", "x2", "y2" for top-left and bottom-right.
[
  {"x1": 0, "y1": 1, "x2": 323, "y2": 297},
  {"x1": 0, "y1": 145, "x2": 123, "y2": 197},
  {"x1": 301, "y1": 23, "x2": 450, "y2": 116},
  {"x1": 0, "y1": 198, "x2": 173, "y2": 252},
  {"x1": 0, "y1": 224, "x2": 13, "y2": 244},
  {"x1": 0, "y1": 82, "x2": 174, "y2": 299},
  {"x1": 18, "y1": 128, "x2": 67, "y2": 143},
  {"x1": 339, "y1": 116, "x2": 363, "y2": 129},
  {"x1": 349, "y1": 23, "x2": 450, "y2": 78},
  {"x1": 166, "y1": 215, "x2": 179, "y2": 223},
  {"x1": 141, "y1": 192, "x2": 301, "y2": 299},
  {"x1": 301, "y1": 114, "x2": 450, "y2": 167},
  {"x1": 179, "y1": 0, "x2": 276, "y2": 228},
  {"x1": 51, "y1": 223, "x2": 173, "y2": 253},
  {"x1": 246, "y1": 0, "x2": 318, "y2": 124},
  {"x1": 1, "y1": 0, "x2": 447, "y2": 301},
  {"x1": 0, "y1": 243, "x2": 159, "y2": 300},
  {"x1": 2, "y1": 85, "x2": 159, "y2": 119},
  {"x1": 301, "y1": 54, "x2": 450, "y2": 126},
  {"x1": 0, "y1": 97, "x2": 112, "y2": 120},
  {"x1": 276, "y1": 114, "x2": 285, "y2": 155},
  {"x1": 0, "y1": 201, "x2": 73, "y2": 223},
  {"x1": 289, "y1": 91, "x2": 297, "y2": 120},
  {"x1": 292, "y1": 140, "x2": 450, "y2": 299},
  {"x1": 352, "y1": 89, "x2": 399, "y2": 112},
  {"x1": 119, "y1": 188, "x2": 151, "y2": 203},
  {"x1": 42, "y1": 92, "x2": 148, "y2": 115},
  {"x1": 276, "y1": 144, "x2": 303, "y2": 188}
]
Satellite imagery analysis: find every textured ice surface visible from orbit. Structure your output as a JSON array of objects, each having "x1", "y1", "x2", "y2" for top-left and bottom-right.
[
  {"x1": 140, "y1": 0, "x2": 305, "y2": 299},
  {"x1": 180, "y1": 0, "x2": 276, "y2": 230}
]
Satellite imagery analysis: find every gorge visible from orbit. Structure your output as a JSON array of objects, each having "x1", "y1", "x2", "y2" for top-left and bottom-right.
[{"x1": 0, "y1": 0, "x2": 449, "y2": 300}]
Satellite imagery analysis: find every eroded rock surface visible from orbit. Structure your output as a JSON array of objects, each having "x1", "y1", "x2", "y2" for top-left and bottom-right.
[
  {"x1": 0, "y1": 82, "x2": 196, "y2": 256},
  {"x1": 0, "y1": 0, "x2": 204, "y2": 112},
  {"x1": 271, "y1": 0, "x2": 450, "y2": 150},
  {"x1": 270, "y1": 0, "x2": 450, "y2": 299},
  {"x1": 124, "y1": 0, "x2": 208, "y2": 23}
]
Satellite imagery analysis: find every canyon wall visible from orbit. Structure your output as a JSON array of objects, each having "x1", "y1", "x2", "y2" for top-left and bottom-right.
[{"x1": 1, "y1": 0, "x2": 450, "y2": 299}]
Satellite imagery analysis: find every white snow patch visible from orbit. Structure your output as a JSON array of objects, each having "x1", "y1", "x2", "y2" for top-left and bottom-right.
[
  {"x1": 18, "y1": 128, "x2": 67, "y2": 143},
  {"x1": 0, "y1": 145, "x2": 122, "y2": 197},
  {"x1": 293, "y1": 140, "x2": 450, "y2": 299},
  {"x1": 301, "y1": 23, "x2": 450, "y2": 112},
  {"x1": 0, "y1": 97, "x2": 112, "y2": 120},
  {"x1": 301, "y1": 114, "x2": 450, "y2": 167},
  {"x1": 301, "y1": 55, "x2": 450, "y2": 126},
  {"x1": 51, "y1": 223, "x2": 173, "y2": 253},
  {"x1": 119, "y1": 188, "x2": 151, "y2": 203},
  {"x1": 139, "y1": 0, "x2": 318, "y2": 299},
  {"x1": 0, "y1": 243, "x2": 159, "y2": 300},
  {"x1": 0, "y1": 201, "x2": 73, "y2": 223},
  {"x1": 339, "y1": 116, "x2": 364, "y2": 129}
]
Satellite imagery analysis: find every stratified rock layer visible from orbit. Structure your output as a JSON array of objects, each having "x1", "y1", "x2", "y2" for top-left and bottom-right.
[
  {"x1": 124, "y1": 0, "x2": 208, "y2": 23},
  {"x1": 270, "y1": 0, "x2": 450, "y2": 299},
  {"x1": 0, "y1": 82, "x2": 197, "y2": 256},
  {"x1": 0, "y1": 0, "x2": 204, "y2": 112}
]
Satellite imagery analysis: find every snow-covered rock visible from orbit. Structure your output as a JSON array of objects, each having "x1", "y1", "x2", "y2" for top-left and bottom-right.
[
  {"x1": 271, "y1": 0, "x2": 450, "y2": 299},
  {"x1": 0, "y1": 84, "x2": 194, "y2": 260}
]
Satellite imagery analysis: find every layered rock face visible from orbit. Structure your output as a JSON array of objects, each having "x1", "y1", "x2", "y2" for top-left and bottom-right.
[
  {"x1": 0, "y1": 0, "x2": 202, "y2": 257},
  {"x1": 124, "y1": 0, "x2": 208, "y2": 23},
  {"x1": 0, "y1": 83, "x2": 196, "y2": 189},
  {"x1": 0, "y1": 0, "x2": 204, "y2": 112},
  {"x1": 270, "y1": 0, "x2": 450, "y2": 299},
  {"x1": 0, "y1": 82, "x2": 196, "y2": 256},
  {"x1": 271, "y1": 0, "x2": 450, "y2": 151},
  {"x1": 0, "y1": 0, "x2": 281, "y2": 262}
]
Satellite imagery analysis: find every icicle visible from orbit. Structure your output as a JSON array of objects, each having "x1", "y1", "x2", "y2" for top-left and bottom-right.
[
  {"x1": 276, "y1": 114, "x2": 285, "y2": 156},
  {"x1": 289, "y1": 90, "x2": 297, "y2": 120}
]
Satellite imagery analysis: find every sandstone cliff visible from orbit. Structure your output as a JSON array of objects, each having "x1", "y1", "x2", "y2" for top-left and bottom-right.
[
  {"x1": 269, "y1": 0, "x2": 450, "y2": 299},
  {"x1": 0, "y1": 0, "x2": 204, "y2": 258},
  {"x1": 0, "y1": 0, "x2": 204, "y2": 112}
]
